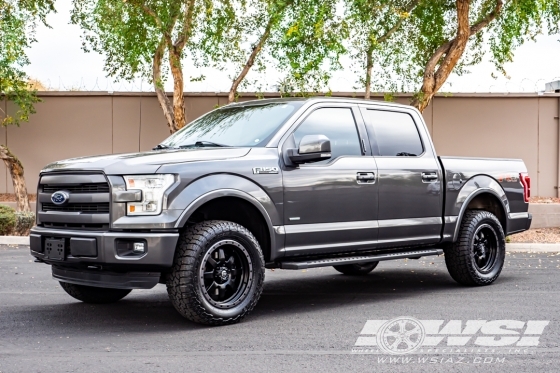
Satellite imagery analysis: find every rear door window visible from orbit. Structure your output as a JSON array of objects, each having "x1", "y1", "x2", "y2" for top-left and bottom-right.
[{"x1": 367, "y1": 110, "x2": 423, "y2": 156}]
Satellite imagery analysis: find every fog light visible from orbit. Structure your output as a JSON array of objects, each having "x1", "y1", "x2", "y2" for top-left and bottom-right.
[
  {"x1": 115, "y1": 240, "x2": 147, "y2": 258},
  {"x1": 133, "y1": 242, "x2": 145, "y2": 253}
]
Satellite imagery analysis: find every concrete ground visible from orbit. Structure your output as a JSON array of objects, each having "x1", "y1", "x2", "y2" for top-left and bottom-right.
[{"x1": 1, "y1": 245, "x2": 559, "y2": 373}]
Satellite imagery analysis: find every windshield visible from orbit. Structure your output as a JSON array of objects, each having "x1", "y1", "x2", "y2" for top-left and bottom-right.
[{"x1": 160, "y1": 102, "x2": 302, "y2": 148}]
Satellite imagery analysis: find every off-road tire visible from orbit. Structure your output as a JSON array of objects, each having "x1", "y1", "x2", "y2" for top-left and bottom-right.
[
  {"x1": 59, "y1": 282, "x2": 131, "y2": 304},
  {"x1": 166, "y1": 220, "x2": 265, "y2": 326},
  {"x1": 333, "y1": 261, "x2": 379, "y2": 276},
  {"x1": 444, "y1": 210, "x2": 506, "y2": 286}
]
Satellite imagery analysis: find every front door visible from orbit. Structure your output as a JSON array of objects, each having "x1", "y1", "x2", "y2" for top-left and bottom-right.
[{"x1": 281, "y1": 105, "x2": 379, "y2": 256}]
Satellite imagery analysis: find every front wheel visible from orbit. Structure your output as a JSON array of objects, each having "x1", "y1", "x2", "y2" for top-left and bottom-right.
[
  {"x1": 444, "y1": 210, "x2": 506, "y2": 286},
  {"x1": 333, "y1": 261, "x2": 379, "y2": 276},
  {"x1": 59, "y1": 282, "x2": 131, "y2": 304},
  {"x1": 166, "y1": 220, "x2": 265, "y2": 326}
]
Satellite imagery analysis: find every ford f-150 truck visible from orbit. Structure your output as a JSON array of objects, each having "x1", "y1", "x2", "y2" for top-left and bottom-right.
[{"x1": 30, "y1": 97, "x2": 532, "y2": 325}]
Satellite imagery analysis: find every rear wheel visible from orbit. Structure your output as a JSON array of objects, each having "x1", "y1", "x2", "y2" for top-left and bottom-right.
[
  {"x1": 59, "y1": 282, "x2": 131, "y2": 304},
  {"x1": 444, "y1": 210, "x2": 505, "y2": 286},
  {"x1": 333, "y1": 261, "x2": 379, "y2": 276},
  {"x1": 166, "y1": 220, "x2": 265, "y2": 326}
]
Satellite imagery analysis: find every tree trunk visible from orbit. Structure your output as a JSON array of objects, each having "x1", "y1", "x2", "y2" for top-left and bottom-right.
[
  {"x1": 411, "y1": 0, "x2": 503, "y2": 112},
  {"x1": 364, "y1": 47, "x2": 374, "y2": 99},
  {"x1": 169, "y1": 47, "x2": 186, "y2": 131},
  {"x1": 0, "y1": 145, "x2": 30, "y2": 212},
  {"x1": 152, "y1": 37, "x2": 177, "y2": 134}
]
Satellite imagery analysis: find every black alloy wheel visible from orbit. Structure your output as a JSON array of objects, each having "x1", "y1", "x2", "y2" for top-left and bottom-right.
[
  {"x1": 472, "y1": 224, "x2": 499, "y2": 273},
  {"x1": 444, "y1": 210, "x2": 506, "y2": 286},
  {"x1": 199, "y1": 239, "x2": 253, "y2": 309},
  {"x1": 167, "y1": 220, "x2": 265, "y2": 325}
]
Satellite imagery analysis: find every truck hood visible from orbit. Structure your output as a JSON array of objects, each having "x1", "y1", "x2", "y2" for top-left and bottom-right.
[{"x1": 41, "y1": 148, "x2": 252, "y2": 175}]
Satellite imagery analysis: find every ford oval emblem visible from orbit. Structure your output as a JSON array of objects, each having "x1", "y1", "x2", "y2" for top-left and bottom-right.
[{"x1": 51, "y1": 191, "x2": 70, "y2": 205}]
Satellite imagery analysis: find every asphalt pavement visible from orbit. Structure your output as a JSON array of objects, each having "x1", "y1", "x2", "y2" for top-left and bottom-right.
[{"x1": 1, "y1": 245, "x2": 559, "y2": 373}]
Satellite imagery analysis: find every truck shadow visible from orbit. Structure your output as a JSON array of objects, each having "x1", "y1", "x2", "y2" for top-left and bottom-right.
[
  {"x1": 6, "y1": 266, "x2": 516, "y2": 333},
  {"x1": 252, "y1": 266, "x2": 501, "y2": 320}
]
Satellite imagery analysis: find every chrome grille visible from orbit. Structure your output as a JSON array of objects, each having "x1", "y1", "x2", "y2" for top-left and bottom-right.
[
  {"x1": 42, "y1": 183, "x2": 109, "y2": 194},
  {"x1": 42, "y1": 203, "x2": 110, "y2": 213},
  {"x1": 37, "y1": 173, "x2": 111, "y2": 230}
]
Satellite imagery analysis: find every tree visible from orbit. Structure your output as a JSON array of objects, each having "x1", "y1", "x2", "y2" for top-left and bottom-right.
[
  {"x1": 395, "y1": 0, "x2": 560, "y2": 112},
  {"x1": 72, "y1": 0, "x2": 218, "y2": 133},
  {"x1": 193, "y1": 0, "x2": 345, "y2": 103},
  {"x1": 0, "y1": 0, "x2": 55, "y2": 212},
  {"x1": 345, "y1": 0, "x2": 419, "y2": 99}
]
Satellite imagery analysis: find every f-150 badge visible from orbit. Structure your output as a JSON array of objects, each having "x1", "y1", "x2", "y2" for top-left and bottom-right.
[{"x1": 252, "y1": 167, "x2": 279, "y2": 174}]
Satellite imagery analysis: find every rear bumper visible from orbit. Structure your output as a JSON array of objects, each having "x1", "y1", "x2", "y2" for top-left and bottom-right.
[
  {"x1": 507, "y1": 212, "x2": 532, "y2": 235},
  {"x1": 29, "y1": 226, "x2": 179, "y2": 288}
]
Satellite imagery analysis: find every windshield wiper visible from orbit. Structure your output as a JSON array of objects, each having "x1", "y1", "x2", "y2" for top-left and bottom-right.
[
  {"x1": 153, "y1": 144, "x2": 174, "y2": 150},
  {"x1": 178, "y1": 141, "x2": 229, "y2": 148},
  {"x1": 396, "y1": 152, "x2": 417, "y2": 156}
]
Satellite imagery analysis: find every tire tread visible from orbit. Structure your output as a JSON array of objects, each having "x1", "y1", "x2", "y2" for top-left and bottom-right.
[
  {"x1": 166, "y1": 220, "x2": 265, "y2": 326},
  {"x1": 444, "y1": 210, "x2": 505, "y2": 286}
]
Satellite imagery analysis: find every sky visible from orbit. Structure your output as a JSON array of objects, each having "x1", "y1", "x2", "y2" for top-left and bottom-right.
[{"x1": 25, "y1": 0, "x2": 560, "y2": 94}]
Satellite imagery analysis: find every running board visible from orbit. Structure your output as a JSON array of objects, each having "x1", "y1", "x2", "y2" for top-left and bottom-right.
[{"x1": 278, "y1": 249, "x2": 443, "y2": 270}]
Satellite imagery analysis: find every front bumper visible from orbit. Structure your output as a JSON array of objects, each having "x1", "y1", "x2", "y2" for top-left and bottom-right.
[
  {"x1": 52, "y1": 266, "x2": 161, "y2": 289},
  {"x1": 30, "y1": 226, "x2": 179, "y2": 288}
]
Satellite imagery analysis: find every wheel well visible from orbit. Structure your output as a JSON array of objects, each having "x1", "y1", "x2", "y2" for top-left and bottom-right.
[
  {"x1": 185, "y1": 197, "x2": 271, "y2": 261},
  {"x1": 465, "y1": 193, "x2": 507, "y2": 231}
]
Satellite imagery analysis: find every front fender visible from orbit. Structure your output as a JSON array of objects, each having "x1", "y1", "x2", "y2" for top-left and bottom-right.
[
  {"x1": 446, "y1": 175, "x2": 509, "y2": 242},
  {"x1": 169, "y1": 174, "x2": 281, "y2": 228}
]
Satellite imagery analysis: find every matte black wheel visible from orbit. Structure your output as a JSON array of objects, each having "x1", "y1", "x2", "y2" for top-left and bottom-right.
[
  {"x1": 166, "y1": 220, "x2": 265, "y2": 326},
  {"x1": 59, "y1": 282, "x2": 131, "y2": 304},
  {"x1": 333, "y1": 261, "x2": 379, "y2": 276},
  {"x1": 444, "y1": 210, "x2": 506, "y2": 286}
]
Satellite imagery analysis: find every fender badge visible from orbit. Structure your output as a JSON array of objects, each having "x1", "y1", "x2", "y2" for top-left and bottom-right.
[{"x1": 252, "y1": 167, "x2": 279, "y2": 174}]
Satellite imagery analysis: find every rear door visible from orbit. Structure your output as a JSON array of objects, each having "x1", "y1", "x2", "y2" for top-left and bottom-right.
[
  {"x1": 361, "y1": 106, "x2": 443, "y2": 248},
  {"x1": 281, "y1": 104, "x2": 379, "y2": 256}
]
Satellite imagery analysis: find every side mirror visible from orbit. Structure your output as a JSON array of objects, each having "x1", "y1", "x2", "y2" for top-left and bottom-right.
[{"x1": 287, "y1": 135, "x2": 332, "y2": 164}]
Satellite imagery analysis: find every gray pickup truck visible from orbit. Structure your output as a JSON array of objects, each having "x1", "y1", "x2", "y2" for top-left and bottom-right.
[{"x1": 30, "y1": 97, "x2": 532, "y2": 325}]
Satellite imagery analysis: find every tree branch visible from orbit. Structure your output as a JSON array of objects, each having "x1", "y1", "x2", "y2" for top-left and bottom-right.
[
  {"x1": 377, "y1": 0, "x2": 419, "y2": 44},
  {"x1": 228, "y1": 13, "x2": 278, "y2": 103},
  {"x1": 129, "y1": 0, "x2": 173, "y2": 45},
  {"x1": 413, "y1": 0, "x2": 504, "y2": 112},
  {"x1": 364, "y1": 0, "x2": 419, "y2": 98},
  {"x1": 469, "y1": 0, "x2": 503, "y2": 35},
  {"x1": 174, "y1": 0, "x2": 197, "y2": 51}
]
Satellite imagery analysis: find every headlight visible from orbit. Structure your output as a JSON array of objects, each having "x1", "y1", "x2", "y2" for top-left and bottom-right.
[{"x1": 123, "y1": 174, "x2": 175, "y2": 215}]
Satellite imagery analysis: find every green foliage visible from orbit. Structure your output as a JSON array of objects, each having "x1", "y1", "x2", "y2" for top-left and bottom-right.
[
  {"x1": 383, "y1": 92, "x2": 395, "y2": 102},
  {"x1": 0, "y1": 0, "x2": 54, "y2": 126},
  {"x1": 71, "y1": 0, "x2": 216, "y2": 83},
  {"x1": 0, "y1": 204, "x2": 16, "y2": 235},
  {"x1": 275, "y1": 0, "x2": 347, "y2": 92},
  {"x1": 191, "y1": 0, "x2": 346, "y2": 95},
  {"x1": 345, "y1": 0, "x2": 418, "y2": 93},
  {"x1": 345, "y1": 0, "x2": 560, "y2": 96}
]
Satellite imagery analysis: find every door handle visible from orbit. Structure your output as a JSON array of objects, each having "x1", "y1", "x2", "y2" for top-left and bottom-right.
[
  {"x1": 421, "y1": 172, "x2": 438, "y2": 182},
  {"x1": 357, "y1": 172, "x2": 375, "y2": 184}
]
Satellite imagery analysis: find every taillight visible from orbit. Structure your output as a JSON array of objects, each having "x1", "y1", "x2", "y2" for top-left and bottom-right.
[{"x1": 519, "y1": 173, "x2": 531, "y2": 203}]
